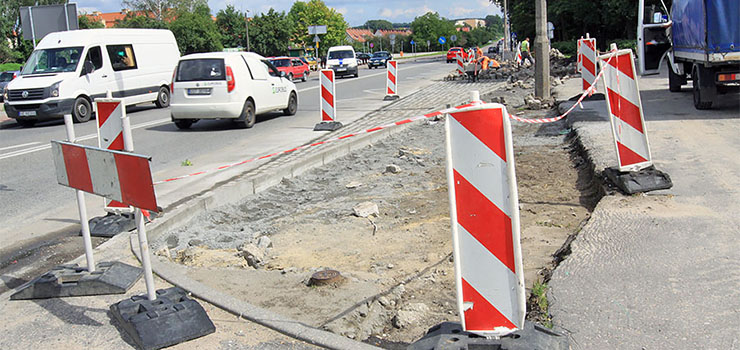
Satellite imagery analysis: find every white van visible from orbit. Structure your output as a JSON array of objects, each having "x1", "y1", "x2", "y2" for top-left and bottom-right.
[
  {"x1": 326, "y1": 45, "x2": 359, "y2": 78},
  {"x1": 3, "y1": 29, "x2": 180, "y2": 127},
  {"x1": 170, "y1": 52, "x2": 298, "y2": 129}
]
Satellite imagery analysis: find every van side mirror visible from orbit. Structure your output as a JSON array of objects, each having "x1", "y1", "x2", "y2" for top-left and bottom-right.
[{"x1": 83, "y1": 61, "x2": 95, "y2": 75}]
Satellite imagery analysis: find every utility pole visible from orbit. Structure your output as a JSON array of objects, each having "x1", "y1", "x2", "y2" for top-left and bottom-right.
[
  {"x1": 503, "y1": 0, "x2": 509, "y2": 59},
  {"x1": 245, "y1": 9, "x2": 250, "y2": 51},
  {"x1": 534, "y1": 0, "x2": 550, "y2": 98}
]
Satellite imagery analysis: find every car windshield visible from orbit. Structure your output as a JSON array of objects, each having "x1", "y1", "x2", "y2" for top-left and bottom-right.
[
  {"x1": 450, "y1": 48, "x2": 460, "y2": 52},
  {"x1": 176, "y1": 59, "x2": 225, "y2": 81},
  {"x1": 328, "y1": 50, "x2": 354, "y2": 59},
  {"x1": 21, "y1": 46, "x2": 84, "y2": 75},
  {"x1": 0, "y1": 72, "x2": 14, "y2": 82},
  {"x1": 270, "y1": 59, "x2": 291, "y2": 67},
  {"x1": 372, "y1": 52, "x2": 389, "y2": 58}
]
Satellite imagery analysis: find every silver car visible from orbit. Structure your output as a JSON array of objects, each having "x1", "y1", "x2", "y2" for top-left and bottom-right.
[{"x1": 0, "y1": 71, "x2": 19, "y2": 102}]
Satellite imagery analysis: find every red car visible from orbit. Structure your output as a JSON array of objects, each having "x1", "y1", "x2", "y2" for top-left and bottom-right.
[
  {"x1": 269, "y1": 57, "x2": 310, "y2": 82},
  {"x1": 446, "y1": 47, "x2": 468, "y2": 63}
]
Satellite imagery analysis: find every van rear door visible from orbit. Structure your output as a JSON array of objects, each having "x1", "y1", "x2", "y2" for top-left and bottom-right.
[
  {"x1": 174, "y1": 58, "x2": 229, "y2": 104},
  {"x1": 637, "y1": 0, "x2": 673, "y2": 75}
]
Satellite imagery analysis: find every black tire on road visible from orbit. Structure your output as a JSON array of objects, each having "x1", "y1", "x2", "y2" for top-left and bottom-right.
[
  {"x1": 668, "y1": 66, "x2": 683, "y2": 92},
  {"x1": 155, "y1": 86, "x2": 170, "y2": 108},
  {"x1": 72, "y1": 97, "x2": 92, "y2": 123},
  {"x1": 692, "y1": 65, "x2": 714, "y2": 110},
  {"x1": 301, "y1": 72, "x2": 307, "y2": 82},
  {"x1": 288, "y1": 73, "x2": 293, "y2": 82},
  {"x1": 354, "y1": 70, "x2": 359, "y2": 78},
  {"x1": 174, "y1": 119, "x2": 193, "y2": 129},
  {"x1": 234, "y1": 99, "x2": 256, "y2": 128},
  {"x1": 283, "y1": 92, "x2": 298, "y2": 116}
]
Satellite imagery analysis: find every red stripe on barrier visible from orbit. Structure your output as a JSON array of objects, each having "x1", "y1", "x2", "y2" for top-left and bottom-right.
[
  {"x1": 461, "y1": 278, "x2": 517, "y2": 330},
  {"x1": 114, "y1": 153, "x2": 158, "y2": 212},
  {"x1": 97, "y1": 102, "x2": 119, "y2": 126},
  {"x1": 217, "y1": 165, "x2": 231, "y2": 169},
  {"x1": 321, "y1": 110, "x2": 333, "y2": 122},
  {"x1": 584, "y1": 39, "x2": 595, "y2": 51},
  {"x1": 109, "y1": 133, "x2": 125, "y2": 151},
  {"x1": 339, "y1": 134, "x2": 355, "y2": 139},
  {"x1": 582, "y1": 56, "x2": 595, "y2": 75},
  {"x1": 617, "y1": 142, "x2": 648, "y2": 166},
  {"x1": 452, "y1": 108, "x2": 506, "y2": 161},
  {"x1": 61, "y1": 143, "x2": 94, "y2": 193},
  {"x1": 425, "y1": 111, "x2": 442, "y2": 118},
  {"x1": 321, "y1": 85, "x2": 334, "y2": 109},
  {"x1": 389, "y1": 72, "x2": 396, "y2": 85},
  {"x1": 606, "y1": 87, "x2": 643, "y2": 132},
  {"x1": 607, "y1": 52, "x2": 634, "y2": 79},
  {"x1": 367, "y1": 126, "x2": 383, "y2": 132},
  {"x1": 453, "y1": 170, "x2": 516, "y2": 273}
]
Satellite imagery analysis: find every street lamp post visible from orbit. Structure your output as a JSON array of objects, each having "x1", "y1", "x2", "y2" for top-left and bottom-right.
[
  {"x1": 534, "y1": 0, "x2": 550, "y2": 98},
  {"x1": 245, "y1": 9, "x2": 250, "y2": 52}
]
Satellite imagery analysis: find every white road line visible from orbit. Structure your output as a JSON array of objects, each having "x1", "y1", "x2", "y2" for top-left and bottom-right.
[
  {"x1": 0, "y1": 141, "x2": 40, "y2": 152},
  {"x1": 0, "y1": 117, "x2": 171, "y2": 161}
]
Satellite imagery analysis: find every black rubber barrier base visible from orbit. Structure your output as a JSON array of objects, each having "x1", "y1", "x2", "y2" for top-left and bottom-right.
[
  {"x1": 11, "y1": 261, "x2": 142, "y2": 300},
  {"x1": 407, "y1": 321, "x2": 569, "y2": 350},
  {"x1": 314, "y1": 121, "x2": 343, "y2": 131},
  {"x1": 110, "y1": 287, "x2": 215, "y2": 350},
  {"x1": 88, "y1": 213, "x2": 136, "y2": 238},
  {"x1": 383, "y1": 95, "x2": 400, "y2": 101},
  {"x1": 603, "y1": 165, "x2": 673, "y2": 194}
]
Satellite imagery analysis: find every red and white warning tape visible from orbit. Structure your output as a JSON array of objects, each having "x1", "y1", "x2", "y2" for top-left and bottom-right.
[{"x1": 155, "y1": 52, "x2": 617, "y2": 185}]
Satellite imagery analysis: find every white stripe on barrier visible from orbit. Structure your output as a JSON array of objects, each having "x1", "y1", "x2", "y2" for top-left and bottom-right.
[
  {"x1": 85, "y1": 148, "x2": 122, "y2": 200},
  {"x1": 602, "y1": 63, "x2": 641, "y2": 108},
  {"x1": 610, "y1": 114, "x2": 651, "y2": 161},
  {"x1": 448, "y1": 116, "x2": 511, "y2": 216},
  {"x1": 458, "y1": 224, "x2": 521, "y2": 329},
  {"x1": 96, "y1": 100, "x2": 124, "y2": 150}
]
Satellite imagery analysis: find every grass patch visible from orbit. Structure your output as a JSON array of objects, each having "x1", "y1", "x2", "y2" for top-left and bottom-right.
[
  {"x1": 181, "y1": 159, "x2": 193, "y2": 166},
  {"x1": 531, "y1": 281, "x2": 553, "y2": 328}
]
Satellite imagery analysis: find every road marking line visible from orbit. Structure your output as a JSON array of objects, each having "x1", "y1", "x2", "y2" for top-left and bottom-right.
[{"x1": 0, "y1": 141, "x2": 40, "y2": 152}]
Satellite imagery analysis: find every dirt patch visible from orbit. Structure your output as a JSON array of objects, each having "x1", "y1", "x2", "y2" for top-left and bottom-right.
[{"x1": 156, "y1": 82, "x2": 595, "y2": 345}]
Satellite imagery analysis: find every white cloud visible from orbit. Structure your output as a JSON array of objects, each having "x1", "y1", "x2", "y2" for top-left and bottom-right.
[
  {"x1": 450, "y1": 6, "x2": 476, "y2": 17},
  {"x1": 379, "y1": 5, "x2": 434, "y2": 19},
  {"x1": 336, "y1": 7, "x2": 348, "y2": 15}
]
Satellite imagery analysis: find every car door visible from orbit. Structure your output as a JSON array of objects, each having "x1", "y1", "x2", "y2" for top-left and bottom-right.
[
  {"x1": 637, "y1": 0, "x2": 673, "y2": 75},
  {"x1": 262, "y1": 59, "x2": 290, "y2": 108},
  {"x1": 81, "y1": 46, "x2": 114, "y2": 99}
]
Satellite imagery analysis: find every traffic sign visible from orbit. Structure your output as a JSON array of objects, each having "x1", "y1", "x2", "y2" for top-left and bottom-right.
[
  {"x1": 410, "y1": 40, "x2": 415, "y2": 45},
  {"x1": 451, "y1": 35, "x2": 457, "y2": 42},
  {"x1": 438, "y1": 36, "x2": 446, "y2": 45},
  {"x1": 370, "y1": 43, "x2": 374, "y2": 48},
  {"x1": 390, "y1": 34, "x2": 396, "y2": 40},
  {"x1": 313, "y1": 35, "x2": 320, "y2": 43}
]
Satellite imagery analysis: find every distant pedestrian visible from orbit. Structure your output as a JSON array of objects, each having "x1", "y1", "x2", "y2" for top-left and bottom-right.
[{"x1": 520, "y1": 37, "x2": 534, "y2": 66}]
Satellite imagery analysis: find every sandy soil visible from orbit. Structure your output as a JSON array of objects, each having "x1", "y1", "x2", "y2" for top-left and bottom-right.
[{"x1": 154, "y1": 85, "x2": 596, "y2": 345}]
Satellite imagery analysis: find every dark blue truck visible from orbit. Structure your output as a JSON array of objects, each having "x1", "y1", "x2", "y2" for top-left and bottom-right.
[{"x1": 638, "y1": 0, "x2": 740, "y2": 109}]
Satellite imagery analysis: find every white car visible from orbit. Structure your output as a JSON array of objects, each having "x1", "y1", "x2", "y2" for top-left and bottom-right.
[
  {"x1": 326, "y1": 45, "x2": 359, "y2": 78},
  {"x1": 170, "y1": 52, "x2": 298, "y2": 129}
]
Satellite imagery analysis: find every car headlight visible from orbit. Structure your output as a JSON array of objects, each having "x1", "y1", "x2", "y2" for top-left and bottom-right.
[{"x1": 50, "y1": 81, "x2": 60, "y2": 97}]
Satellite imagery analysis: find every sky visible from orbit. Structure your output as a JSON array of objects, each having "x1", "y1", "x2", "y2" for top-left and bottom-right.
[{"x1": 75, "y1": 0, "x2": 503, "y2": 27}]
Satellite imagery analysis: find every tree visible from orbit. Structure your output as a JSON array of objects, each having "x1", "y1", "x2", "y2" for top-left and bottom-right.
[
  {"x1": 216, "y1": 5, "x2": 246, "y2": 49},
  {"x1": 362, "y1": 19, "x2": 392, "y2": 31},
  {"x1": 287, "y1": 0, "x2": 348, "y2": 56},
  {"x1": 114, "y1": 13, "x2": 168, "y2": 29},
  {"x1": 168, "y1": 4, "x2": 222, "y2": 54},
  {"x1": 77, "y1": 15, "x2": 105, "y2": 29},
  {"x1": 410, "y1": 12, "x2": 456, "y2": 51},
  {"x1": 1, "y1": 0, "x2": 66, "y2": 63},
  {"x1": 120, "y1": 0, "x2": 208, "y2": 21},
  {"x1": 250, "y1": 9, "x2": 291, "y2": 57},
  {"x1": 485, "y1": 14, "x2": 504, "y2": 38}
]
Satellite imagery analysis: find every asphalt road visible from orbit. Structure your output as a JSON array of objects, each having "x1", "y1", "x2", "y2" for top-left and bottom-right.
[{"x1": 0, "y1": 57, "x2": 455, "y2": 272}]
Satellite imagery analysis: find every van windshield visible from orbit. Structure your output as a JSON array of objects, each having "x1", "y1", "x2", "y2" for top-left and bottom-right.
[
  {"x1": 176, "y1": 59, "x2": 225, "y2": 81},
  {"x1": 21, "y1": 47, "x2": 84, "y2": 75},
  {"x1": 328, "y1": 50, "x2": 354, "y2": 59}
]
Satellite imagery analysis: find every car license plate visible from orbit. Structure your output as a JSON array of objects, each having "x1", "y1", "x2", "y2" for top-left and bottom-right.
[
  {"x1": 19, "y1": 111, "x2": 36, "y2": 117},
  {"x1": 187, "y1": 88, "x2": 211, "y2": 95},
  {"x1": 337, "y1": 68, "x2": 346, "y2": 71}
]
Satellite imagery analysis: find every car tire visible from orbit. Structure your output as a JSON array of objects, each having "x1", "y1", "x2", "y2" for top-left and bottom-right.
[
  {"x1": 301, "y1": 72, "x2": 307, "y2": 82},
  {"x1": 283, "y1": 92, "x2": 298, "y2": 116},
  {"x1": 17, "y1": 119, "x2": 36, "y2": 128},
  {"x1": 354, "y1": 70, "x2": 359, "y2": 78},
  {"x1": 288, "y1": 73, "x2": 293, "y2": 82},
  {"x1": 234, "y1": 99, "x2": 256, "y2": 128},
  {"x1": 155, "y1": 86, "x2": 170, "y2": 108},
  {"x1": 174, "y1": 119, "x2": 193, "y2": 129},
  {"x1": 72, "y1": 97, "x2": 92, "y2": 123}
]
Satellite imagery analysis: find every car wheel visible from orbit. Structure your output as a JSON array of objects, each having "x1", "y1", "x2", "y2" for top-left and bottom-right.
[
  {"x1": 17, "y1": 119, "x2": 36, "y2": 128},
  {"x1": 234, "y1": 99, "x2": 256, "y2": 128},
  {"x1": 283, "y1": 92, "x2": 298, "y2": 116},
  {"x1": 174, "y1": 119, "x2": 193, "y2": 129},
  {"x1": 155, "y1": 86, "x2": 170, "y2": 108},
  {"x1": 288, "y1": 73, "x2": 293, "y2": 82},
  {"x1": 72, "y1": 97, "x2": 92, "y2": 123},
  {"x1": 301, "y1": 72, "x2": 307, "y2": 82},
  {"x1": 354, "y1": 70, "x2": 359, "y2": 78}
]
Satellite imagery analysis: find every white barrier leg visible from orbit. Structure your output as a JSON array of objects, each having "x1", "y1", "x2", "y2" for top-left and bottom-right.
[
  {"x1": 63, "y1": 114, "x2": 95, "y2": 272},
  {"x1": 135, "y1": 208, "x2": 157, "y2": 300}
]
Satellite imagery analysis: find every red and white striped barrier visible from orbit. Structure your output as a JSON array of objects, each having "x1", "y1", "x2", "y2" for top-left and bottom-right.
[
  {"x1": 457, "y1": 53, "x2": 465, "y2": 75},
  {"x1": 51, "y1": 141, "x2": 159, "y2": 212},
  {"x1": 320, "y1": 69, "x2": 336, "y2": 122},
  {"x1": 599, "y1": 48, "x2": 653, "y2": 171},
  {"x1": 386, "y1": 60, "x2": 398, "y2": 98},
  {"x1": 96, "y1": 98, "x2": 132, "y2": 212},
  {"x1": 445, "y1": 102, "x2": 525, "y2": 336},
  {"x1": 579, "y1": 37, "x2": 597, "y2": 91}
]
